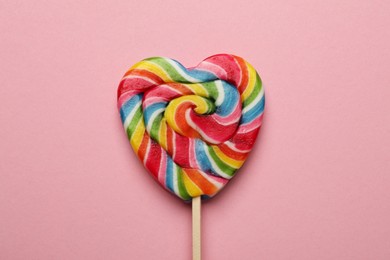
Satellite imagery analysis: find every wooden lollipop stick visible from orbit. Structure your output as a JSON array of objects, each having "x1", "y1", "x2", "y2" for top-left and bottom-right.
[{"x1": 192, "y1": 196, "x2": 201, "y2": 260}]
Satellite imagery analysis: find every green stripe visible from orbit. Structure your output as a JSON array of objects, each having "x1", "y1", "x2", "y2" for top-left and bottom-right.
[
  {"x1": 149, "y1": 58, "x2": 189, "y2": 83},
  {"x1": 201, "y1": 81, "x2": 219, "y2": 102},
  {"x1": 177, "y1": 167, "x2": 191, "y2": 200},
  {"x1": 187, "y1": 83, "x2": 210, "y2": 98},
  {"x1": 149, "y1": 115, "x2": 162, "y2": 142},
  {"x1": 243, "y1": 73, "x2": 262, "y2": 108},
  {"x1": 207, "y1": 147, "x2": 237, "y2": 176},
  {"x1": 202, "y1": 99, "x2": 216, "y2": 115},
  {"x1": 127, "y1": 107, "x2": 143, "y2": 138}
]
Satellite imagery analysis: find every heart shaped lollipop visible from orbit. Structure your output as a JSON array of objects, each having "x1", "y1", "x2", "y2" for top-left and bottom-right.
[{"x1": 117, "y1": 54, "x2": 264, "y2": 201}]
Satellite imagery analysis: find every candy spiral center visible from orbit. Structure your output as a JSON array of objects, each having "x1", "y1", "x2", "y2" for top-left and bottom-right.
[{"x1": 165, "y1": 95, "x2": 216, "y2": 138}]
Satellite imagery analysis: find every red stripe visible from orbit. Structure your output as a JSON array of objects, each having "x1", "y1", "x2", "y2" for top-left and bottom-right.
[
  {"x1": 118, "y1": 78, "x2": 153, "y2": 98},
  {"x1": 124, "y1": 69, "x2": 164, "y2": 84},
  {"x1": 145, "y1": 140, "x2": 162, "y2": 179},
  {"x1": 173, "y1": 134, "x2": 190, "y2": 167},
  {"x1": 231, "y1": 128, "x2": 260, "y2": 151},
  {"x1": 175, "y1": 103, "x2": 199, "y2": 138},
  {"x1": 203, "y1": 54, "x2": 241, "y2": 86},
  {"x1": 190, "y1": 111, "x2": 238, "y2": 143},
  {"x1": 218, "y1": 144, "x2": 248, "y2": 161}
]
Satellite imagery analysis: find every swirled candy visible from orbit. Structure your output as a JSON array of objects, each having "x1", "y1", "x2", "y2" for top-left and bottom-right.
[{"x1": 117, "y1": 54, "x2": 265, "y2": 201}]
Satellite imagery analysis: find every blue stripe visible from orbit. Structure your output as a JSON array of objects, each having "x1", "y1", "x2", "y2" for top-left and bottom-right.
[
  {"x1": 143, "y1": 102, "x2": 166, "y2": 126},
  {"x1": 171, "y1": 59, "x2": 218, "y2": 82},
  {"x1": 241, "y1": 96, "x2": 265, "y2": 124},
  {"x1": 194, "y1": 139, "x2": 221, "y2": 176},
  {"x1": 195, "y1": 139, "x2": 212, "y2": 172},
  {"x1": 166, "y1": 156, "x2": 174, "y2": 192},
  {"x1": 119, "y1": 94, "x2": 142, "y2": 123},
  {"x1": 216, "y1": 81, "x2": 240, "y2": 117}
]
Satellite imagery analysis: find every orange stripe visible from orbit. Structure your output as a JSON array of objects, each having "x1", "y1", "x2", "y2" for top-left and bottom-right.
[
  {"x1": 218, "y1": 143, "x2": 248, "y2": 161},
  {"x1": 168, "y1": 82, "x2": 194, "y2": 95},
  {"x1": 137, "y1": 133, "x2": 149, "y2": 161},
  {"x1": 124, "y1": 69, "x2": 165, "y2": 84},
  {"x1": 175, "y1": 103, "x2": 200, "y2": 138},
  {"x1": 166, "y1": 127, "x2": 174, "y2": 156},
  {"x1": 235, "y1": 56, "x2": 249, "y2": 94},
  {"x1": 183, "y1": 169, "x2": 218, "y2": 195}
]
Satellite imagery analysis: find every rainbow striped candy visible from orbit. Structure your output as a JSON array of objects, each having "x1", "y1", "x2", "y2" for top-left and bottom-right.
[{"x1": 117, "y1": 54, "x2": 265, "y2": 201}]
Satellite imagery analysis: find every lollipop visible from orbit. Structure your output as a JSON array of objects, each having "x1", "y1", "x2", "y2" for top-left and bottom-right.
[{"x1": 117, "y1": 54, "x2": 264, "y2": 259}]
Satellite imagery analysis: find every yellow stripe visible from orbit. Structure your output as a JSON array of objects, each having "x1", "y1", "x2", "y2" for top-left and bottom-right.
[
  {"x1": 190, "y1": 96, "x2": 209, "y2": 114},
  {"x1": 129, "y1": 60, "x2": 145, "y2": 70},
  {"x1": 159, "y1": 119, "x2": 168, "y2": 150},
  {"x1": 182, "y1": 171, "x2": 203, "y2": 197},
  {"x1": 130, "y1": 118, "x2": 145, "y2": 152},
  {"x1": 131, "y1": 60, "x2": 172, "y2": 82},
  {"x1": 187, "y1": 83, "x2": 209, "y2": 98},
  {"x1": 164, "y1": 99, "x2": 182, "y2": 135},
  {"x1": 212, "y1": 146, "x2": 244, "y2": 168},
  {"x1": 165, "y1": 96, "x2": 210, "y2": 136},
  {"x1": 242, "y1": 62, "x2": 256, "y2": 101}
]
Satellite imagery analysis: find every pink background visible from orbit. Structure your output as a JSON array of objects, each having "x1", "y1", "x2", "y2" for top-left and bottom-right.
[{"x1": 1, "y1": 1, "x2": 389, "y2": 259}]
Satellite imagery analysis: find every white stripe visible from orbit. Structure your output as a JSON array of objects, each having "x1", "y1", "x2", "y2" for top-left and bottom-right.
[
  {"x1": 172, "y1": 163, "x2": 179, "y2": 195},
  {"x1": 143, "y1": 96, "x2": 166, "y2": 106},
  {"x1": 189, "y1": 139, "x2": 199, "y2": 169},
  {"x1": 161, "y1": 84, "x2": 182, "y2": 94},
  {"x1": 158, "y1": 149, "x2": 166, "y2": 184},
  {"x1": 188, "y1": 138, "x2": 194, "y2": 168},
  {"x1": 215, "y1": 81, "x2": 225, "y2": 106},
  {"x1": 142, "y1": 139, "x2": 151, "y2": 165},
  {"x1": 172, "y1": 132, "x2": 176, "y2": 160},
  {"x1": 201, "y1": 61, "x2": 227, "y2": 78}
]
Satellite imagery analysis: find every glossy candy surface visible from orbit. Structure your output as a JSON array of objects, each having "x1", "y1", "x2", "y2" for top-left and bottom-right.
[{"x1": 118, "y1": 54, "x2": 264, "y2": 200}]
